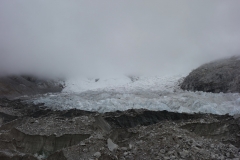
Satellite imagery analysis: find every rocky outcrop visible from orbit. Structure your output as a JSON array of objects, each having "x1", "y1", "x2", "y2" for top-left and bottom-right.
[
  {"x1": 181, "y1": 56, "x2": 240, "y2": 93},
  {"x1": 0, "y1": 128, "x2": 90, "y2": 157},
  {"x1": 103, "y1": 109, "x2": 202, "y2": 128},
  {"x1": 0, "y1": 75, "x2": 64, "y2": 98}
]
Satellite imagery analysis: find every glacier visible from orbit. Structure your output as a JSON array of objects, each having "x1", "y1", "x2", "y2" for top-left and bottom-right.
[{"x1": 26, "y1": 75, "x2": 240, "y2": 115}]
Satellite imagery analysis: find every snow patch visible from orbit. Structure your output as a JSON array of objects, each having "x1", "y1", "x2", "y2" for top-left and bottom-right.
[{"x1": 63, "y1": 75, "x2": 132, "y2": 93}]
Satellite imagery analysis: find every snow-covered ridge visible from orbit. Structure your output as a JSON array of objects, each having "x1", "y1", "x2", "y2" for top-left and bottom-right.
[
  {"x1": 62, "y1": 75, "x2": 132, "y2": 93},
  {"x1": 62, "y1": 75, "x2": 183, "y2": 93},
  {"x1": 27, "y1": 75, "x2": 240, "y2": 115}
]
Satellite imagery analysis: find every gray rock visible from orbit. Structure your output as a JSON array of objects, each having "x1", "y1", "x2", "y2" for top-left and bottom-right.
[
  {"x1": 129, "y1": 144, "x2": 133, "y2": 149},
  {"x1": 107, "y1": 138, "x2": 118, "y2": 151},
  {"x1": 93, "y1": 152, "x2": 101, "y2": 158},
  {"x1": 83, "y1": 148, "x2": 88, "y2": 152},
  {"x1": 167, "y1": 150, "x2": 175, "y2": 155},
  {"x1": 179, "y1": 150, "x2": 189, "y2": 158},
  {"x1": 196, "y1": 142, "x2": 202, "y2": 148},
  {"x1": 123, "y1": 152, "x2": 128, "y2": 156},
  {"x1": 210, "y1": 144, "x2": 215, "y2": 148},
  {"x1": 226, "y1": 152, "x2": 230, "y2": 157},
  {"x1": 211, "y1": 153, "x2": 216, "y2": 159},
  {"x1": 80, "y1": 142, "x2": 86, "y2": 146},
  {"x1": 160, "y1": 149, "x2": 165, "y2": 154},
  {"x1": 121, "y1": 147, "x2": 128, "y2": 151}
]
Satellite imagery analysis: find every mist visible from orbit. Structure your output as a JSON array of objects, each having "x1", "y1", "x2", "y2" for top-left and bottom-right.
[{"x1": 0, "y1": 0, "x2": 240, "y2": 78}]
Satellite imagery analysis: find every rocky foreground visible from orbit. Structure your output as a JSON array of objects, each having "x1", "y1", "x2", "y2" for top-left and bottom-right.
[{"x1": 0, "y1": 98, "x2": 240, "y2": 160}]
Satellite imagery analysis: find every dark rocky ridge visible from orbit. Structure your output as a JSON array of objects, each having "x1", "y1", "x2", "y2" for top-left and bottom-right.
[
  {"x1": 103, "y1": 109, "x2": 202, "y2": 128},
  {"x1": 181, "y1": 55, "x2": 240, "y2": 93},
  {"x1": 0, "y1": 75, "x2": 63, "y2": 99}
]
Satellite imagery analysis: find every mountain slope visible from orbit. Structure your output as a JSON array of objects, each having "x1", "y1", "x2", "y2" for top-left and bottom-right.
[
  {"x1": 181, "y1": 56, "x2": 240, "y2": 93},
  {"x1": 0, "y1": 75, "x2": 63, "y2": 98}
]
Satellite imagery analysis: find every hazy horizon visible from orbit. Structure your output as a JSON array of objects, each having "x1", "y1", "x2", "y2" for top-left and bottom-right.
[{"x1": 1, "y1": 1, "x2": 240, "y2": 78}]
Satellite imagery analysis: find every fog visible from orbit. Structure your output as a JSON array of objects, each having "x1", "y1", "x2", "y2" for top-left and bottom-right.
[{"x1": 0, "y1": 0, "x2": 240, "y2": 78}]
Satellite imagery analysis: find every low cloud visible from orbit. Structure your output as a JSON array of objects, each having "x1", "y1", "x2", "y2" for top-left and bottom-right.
[{"x1": 0, "y1": 0, "x2": 240, "y2": 78}]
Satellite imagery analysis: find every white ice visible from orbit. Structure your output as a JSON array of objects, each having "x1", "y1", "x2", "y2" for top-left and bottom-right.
[{"x1": 27, "y1": 75, "x2": 240, "y2": 115}]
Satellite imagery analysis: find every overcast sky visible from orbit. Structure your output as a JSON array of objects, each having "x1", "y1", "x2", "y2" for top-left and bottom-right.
[{"x1": 0, "y1": 0, "x2": 240, "y2": 78}]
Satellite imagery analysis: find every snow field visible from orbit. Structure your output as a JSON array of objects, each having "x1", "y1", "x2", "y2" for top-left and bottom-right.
[{"x1": 28, "y1": 75, "x2": 240, "y2": 115}]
